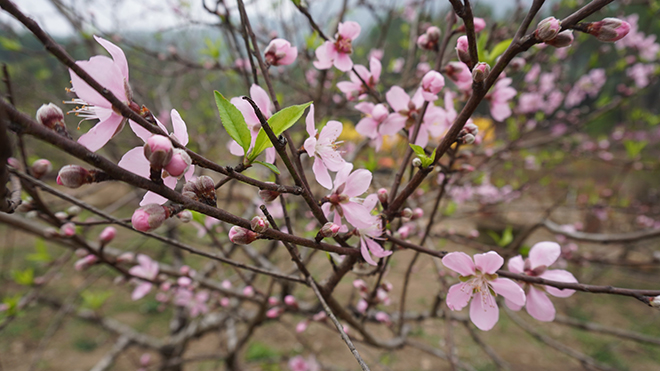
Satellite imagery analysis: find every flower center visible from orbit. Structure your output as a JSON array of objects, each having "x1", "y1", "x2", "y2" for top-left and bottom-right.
[{"x1": 335, "y1": 36, "x2": 353, "y2": 54}]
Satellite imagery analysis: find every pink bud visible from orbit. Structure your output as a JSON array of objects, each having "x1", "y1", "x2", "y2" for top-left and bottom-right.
[
  {"x1": 319, "y1": 222, "x2": 341, "y2": 238},
  {"x1": 36, "y1": 103, "x2": 64, "y2": 129},
  {"x1": 510, "y1": 57, "x2": 526, "y2": 70},
  {"x1": 250, "y1": 216, "x2": 270, "y2": 233},
  {"x1": 473, "y1": 18, "x2": 486, "y2": 32},
  {"x1": 268, "y1": 296, "x2": 279, "y2": 306},
  {"x1": 455, "y1": 36, "x2": 470, "y2": 65},
  {"x1": 176, "y1": 210, "x2": 192, "y2": 223},
  {"x1": 183, "y1": 175, "x2": 217, "y2": 206},
  {"x1": 266, "y1": 307, "x2": 283, "y2": 318},
  {"x1": 220, "y1": 297, "x2": 230, "y2": 307},
  {"x1": 258, "y1": 188, "x2": 281, "y2": 202},
  {"x1": 296, "y1": 320, "x2": 309, "y2": 333},
  {"x1": 221, "y1": 279, "x2": 232, "y2": 289},
  {"x1": 57, "y1": 165, "x2": 90, "y2": 188},
  {"x1": 377, "y1": 188, "x2": 389, "y2": 205},
  {"x1": 401, "y1": 208, "x2": 413, "y2": 219},
  {"x1": 229, "y1": 226, "x2": 259, "y2": 245},
  {"x1": 460, "y1": 133, "x2": 476, "y2": 144},
  {"x1": 312, "y1": 311, "x2": 327, "y2": 321},
  {"x1": 61, "y1": 222, "x2": 76, "y2": 237},
  {"x1": 472, "y1": 62, "x2": 490, "y2": 83},
  {"x1": 284, "y1": 295, "x2": 297, "y2": 307},
  {"x1": 160, "y1": 281, "x2": 172, "y2": 291},
  {"x1": 417, "y1": 26, "x2": 441, "y2": 50},
  {"x1": 163, "y1": 149, "x2": 191, "y2": 178},
  {"x1": 243, "y1": 286, "x2": 255, "y2": 297},
  {"x1": 31, "y1": 159, "x2": 52, "y2": 179},
  {"x1": 179, "y1": 265, "x2": 190, "y2": 275},
  {"x1": 356, "y1": 299, "x2": 368, "y2": 313},
  {"x1": 178, "y1": 276, "x2": 192, "y2": 287},
  {"x1": 117, "y1": 252, "x2": 135, "y2": 263},
  {"x1": 131, "y1": 204, "x2": 171, "y2": 232},
  {"x1": 7, "y1": 157, "x2": 20, "y2": 169},
  {"x1": 535, "y1": 17, "x2": 561, "y2": 41},
  {"x1": 74, "y1": 254, "x2": 98, "y2": 271},
  {"x1": 587, "y1": 18, "x2": 631, "y2": 42},
  {"x1": 264, "y1": 38, "x2": 298, "y2": 66},
  {"x1": 140, "y1": 354, "x2": 151, "y2": 367},
  {"x1": 420, "y1": 70, "x2": 445, "y2": 101},
  {"x1": 99, "y1": 226, "x2": 116, "y2": 243},
  {"x1": 353, "y1": 279, "x2": 368, "y2": 291},
  {"x1": 545, "y1": 30, "x2": 574, "y2": 48},
  {"x1": 144, "y1": 135, "x2": 173, "y2": 170},
  {"x1": 375, "y1": 311, "x2": 391, "y2": 324},
  {"x1": 411, "y1": 208, "x2": 423, "y2": 220}
]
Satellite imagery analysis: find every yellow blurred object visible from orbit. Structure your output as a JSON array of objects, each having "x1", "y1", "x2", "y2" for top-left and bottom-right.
[{"x1": 472, "y1": 117, "x2": 495, "y2": 145}]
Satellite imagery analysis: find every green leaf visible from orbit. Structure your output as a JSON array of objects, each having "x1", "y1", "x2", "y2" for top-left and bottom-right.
[
  {"x1": 81, "y1": 290, "x2": 113, "y2": 310},
  {"x1": 214, "y1": 91, "x2": 251, "y2": 154},
  {"x1": 443, "y1": 201, "x2": 457, "y2": 216},
  {"x1": 0, "y1": 36, "x2": 21, "y2": 51},
  {"x1": 485, "y1": 38, "x2": 512, "y2": 65},
  {"x1": 409, "y1": 144, "x2": 434, "y2": 168},
  {"x1": 248, "y1": 102, "x2": 312, "y2": 162},
  {"x1": 254, "y1": 160, "x2": 280, "y2": 174},
  {"x1": 486, "y1": 230, "x2": 501, "y2": 244},
  {"x1": 623, "y1": 140, "x2": 647, "y2": 159},
  {"x1": 12, "y1": 268, "x2": 34, "y2": 286},
  {"x1": 499, "y1": 226, "x2": 513, "y2": 247},
  {"x1": 409, "y1": 144, "x2": 426, "y2": 157},
  {"x1": 476, "y1": 33, "x2": 488, "y2": 61},
  {"x1": 27, "y1": 239, "x2": 51, "y2": 263}
]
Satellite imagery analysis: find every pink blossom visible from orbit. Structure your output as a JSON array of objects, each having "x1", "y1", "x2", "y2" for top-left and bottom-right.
[
  {"x1": 417, "y1": 26, "x2": 441, "y2": 50},
  {"x1": 375, "y1": 311, "x2": 391, "y2": 324},
  {"x1": 66, "y1": 36, "x2": 136, "y2": 152},
  {"x1": 120, "y1": 109, "x2": 195, "y2": 205},
  {"x1": 322, "y1": 164, "x2": 374, "y2": 230},
  {"x1": 129, "y1": 254, "x2": 159, "y2": 300},
  {"x1": 626, "y1": 63, "x2": 655, "y2": 88},
  {"x1": 445, "y1": 62, "x2": 473, "y2": 91},
  {"x1": 264, "y1": 38, "x2": 298, "y2": 66},
  {"x1": 355, "y1": 102, "x2": 389, "y2": 151},
  {"x1": 420, "y1": 70, "x2": 445, "y2": 101},
  {"x1": 99, "y1": 226, "x2": 116, "y2": 243},
  {"x1": 337, "y1": 57, "x2": 381, "y2": 101},
  {"x1": 505, "y1": 242, "x2": 577, "y2": 322},
  {"x1": 356, "y1": 214, "x2": 392, "y2": 266},
  {"x1": 314, "y1": 21, "x2": 361, "y2": 72},
  {"x1": 303, "y1": 104, "x2": 346, "y2": 189},
  {"x1": 74, "y1": 254, "x2": 98, "y2": 271},
  {"x1": 456, "y1": 36, "x2": 470, "y2": 64},
  {"x1": 227, "y1": 84, "x2": 276, "y2": 163},
  {"x1": 288, "y1": 355, "x2": 320, "y2": 371},
  {"x1": 442, "y1": 251, "x2": 526, "y2": 331},
  {"x1": 486, "y1": 77, "x2": 517, "y2": 121},
  {"x1": 588, "y1": 18, "x2": 631, "y2": 42}
]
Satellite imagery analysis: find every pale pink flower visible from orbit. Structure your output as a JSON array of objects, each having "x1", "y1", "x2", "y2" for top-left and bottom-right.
[
  {"x1": 288, "y1": 355, "x2": 320, "y2": 371},
  {"x1": 120, "y1": 109, "x2": 195, "y2": 205},
  {"x1": 227, "y1": 84, "x2": 276, "y2": 163},
  {"x1": 322, "y1": 164, "x2": 374, "y2": 230},
  {"x1": 314, "y1": 21, "x2": 361, "y2": 72},
  {"x1": 442, "y1": 251, "x2": 526, "y2": 331},
  {"x1": 355, "y1": 102, "x2": 389, "y2": 151},
  {"x1": 445, "y1": 62, "x2": 473, "y2": 91},
  {"x1": 337, "y1": 57, "x2": 382, "y2": 101},
  {"x1": 382, "y1": 86, "x2": 447, "y2": 147},
  {"x1": 67, "y1": 36, "x2": 137, "y2": 152},
  {"x1": 264, "y1": 38, "x2": 298, "y2": 66},
  {"x1": 420, "y1": 70, "x2": 445, "y2": 101},
  {"x1": 486, "y1": 77, "x2": 517, "y2": 121},
  {"x1": 129, "y1": 254, "x2": 159, "y2": 300},
  {"x1": 303, "y1": 104, "x2": 346, "y2": 189},
  {"x1": 354, "y1": 197, "x2": 392, "y2": 266},
  {"x1": 174, "y1": 288, "x2": 209, "y2": 317},
  {"x1": 505, "y1": 242, "x2": 578, "y2": 322}
]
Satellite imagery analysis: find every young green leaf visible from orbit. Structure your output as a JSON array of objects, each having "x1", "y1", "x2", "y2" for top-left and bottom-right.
[
  {"x1": 409, "y1": 143, "x2": 427, "y2": 158},
  {"x1": 214, "y1": 91, "x2": 251, "y2": 153},
  {"x1": 254, "y1": 160, "x2": 281, "y2": 175},
  {"x1": 248, "y1": 102, "x2": 312, "y2": 162},
  {"x1": 485, "y1": 38, "x2": 512, "y2": 65}
]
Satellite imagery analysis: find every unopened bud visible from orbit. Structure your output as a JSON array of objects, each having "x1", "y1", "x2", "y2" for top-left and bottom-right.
[
  {"x1": 44, "y1": 227, "x2": 58, "y2": 238},
  {"x1": 36, "y1": 103, "x2": 71, "y2": 138},
  {"x1": 412, "y1": 158, "x2": 422, "y2": 167},
  {"x1": 417, "y1": 26, "x2": 441, "y2": 50},
  {"x1": 545, "y1": 30, "x2": 574, "y2": 48},
  {"x1": 319, "y1": 222, "x2": 341, "y2": 238},
  {"x1": 463, "y1": 123, "x2": 479, "y2": 135},
  {"x1": 182, "y1": 175, "x2": 217, "y2": 206},
  {"x1": 131, "y1": 204, "x2": 171, "y2": 232},
  {"x1": 258, "y1": 188, "x2": 281, "y2": 202},
  {"x1": 57, "y1": 165, "x2": 90, "y2": 188},
  {"x1": 510, "y1": 57, "x2": 526, "y2": 70},
  {"x1": 266, "y1": 307, "x2": 283, "y2": 318},
  {"x1": 31, "y1": 159, "x2": 52, "y2": 179},
  {"x1": 66, "y1": 206, "x2": 81, "y2": 217},
  {"x1": 55, "y1": 211, "x2": 68, "y2": 220},
  {"x1": 457, "y1": 18, "x2": 486, "y2": 33},
  {"x1": 460, "y1": 133, "x2": 476, "y2": 144},
  {"x1": 99, "y1": 226, "x2": 116, "y2": 243},
  {"x1": 176, "y1": 210, "x2": 193, "y2": 223},
  {"x1": 587, "y1": 18, "x2": 631, "y2": 42},
  {"x1": 60, "y1": 222, "x2": 76, "y2": 237},
  {"x1": 535, "y1": 17, "x2": 561, "y2": 41},
  {"x1": 650, "y1": 295, "x2": 660, "y2": 309},
  {"x1": 243, "y1": 285, "x2": 255, "y2": 297},
  {"x1": 460, "y1": 164, "x2": 475, "y2": 172},
  {"x1": 401, "y1": 208, "x2": 413, "y2": 219},
  {"x1": 250, "y1": 216, "x2": 270, "y2": 233},
  {"x1": 229, "y1": 226, "x2": 259, "y2": 245},
  {"x1": 472, "y1": 62, "x2": 490, "y2": 83},
  {"x1": 412, "y1": 207, "x2": 423, "y2": 220},
  {"x1": 420, "y1": 70, "x2": 445, "y2": 101},
  {"x1": 74, "y1": 255, "x2": 98, "y2": 271},
  {"x1": 163, "y1": 149, "x2": 191, "y2": 178},
  {"x1": 455, "y1": 36, "x2": 470, "y2": 65},
  {"x1": 284, "y1": 295, "x2": 298, "y2": 307},
  {"x1": 377, "y1": 188, "x2": 389, "y2": 205},
  {"x1": 144, "y1": 135, "x2": 173, "y2": 170}
]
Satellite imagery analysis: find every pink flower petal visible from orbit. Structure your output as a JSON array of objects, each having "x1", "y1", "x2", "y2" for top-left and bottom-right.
[
  {"x1": 442, "y1": 252, "x2": 476, "y2": 276},
  {"x1": 342, "y1": 202, "x2": 374, "y2": 229},
  {"x1": 343, "y1": 169, "x2": 372, "y2": 197},
  {"x1": 528, "y1": 241, "x2": 561, "y2": 269},
  {"x1": 231, "y1": 97, "x2": 259, "y2": 128},
  {"x1": 250, "y1": 84, "x2": 272, "y2": 117},
  {"x1": 505, "y1": 297, "x2": 524, "y2": 311},
  {"x1": 379, "y1": 114, "x2": 407, "y2": 136},
  {"x1": 313, "y1": 42, "x2": 336, "y2": 70},
  {"x1": 305, "y1": 104, "x2": 316, "y2": 136},
  {"x1": 303, "y1": 137, "x2": 317, "y2": 158},
  {"x1": 360, "y1": 237, "x2": 378, "y2": 265},
  {"x1": 365, "y1": 237, "x2": 392, "y2": 258},
  {"x1": 118, "y1": 146, "x2": 150, "y2": 178},
  {"x1": 78, "y1": 113, "x2": 124, "y2": 152},
  {"x1": 356, "y1": 117, "x2": 379, "y2": 139},
  {"x1": 71, "y1": 57, "x2": 126, "y2": 106},
  {"x1": 94, "y1": 35, "x2": 129, "y2": 80},
  {"x1": 131, "y1": 282, "x2": 153, "y2": 300},
  {"x1": 334, "y1": 53, "x2": 354, "y2": 72},
  {"x1": 338, "y1": 21, "x2": 361, "y2": 40},
  {"x1": 507, "y1": 255, "x2": 525, "y2": 273},
  {"x1": 526, "y1": 286, "x2": 556, "y2": 321},
  {"x1": 386, "y1": 86, "x2": 410, "y2": 112},
  {"x1": 320, "y1": 120, "x2": 343, "y2": 142},
  {"x1": 490, "y1": 278, "x2": 526, "y2": 306},
  {"x1": 446, "y1": 282, "x2": 472, "y2": 311},
  {"x1": 313, "y1": 157, "x2": 332, "y2": 190},
  {"x1": 170, "y1": 109, "x2": 189, "y2": 145},
  {"x1": 473, "y1": 251, "x2": 504, "y2": 274},
  {"x1": 370, "y1": 57, "x2": 382, "y2": 82},
  {"x1": 540, "y1": 269, "x2": 577, "y2": 297},
  {"x1": 354, "y1": 102, "x2": 375, "y2": 115},
  {"x1": 469, "y1": 290, "x2": 499, "y2": 331},
  {"x1": 333, "y1": 163, "x2": 353, "y2": 190}
]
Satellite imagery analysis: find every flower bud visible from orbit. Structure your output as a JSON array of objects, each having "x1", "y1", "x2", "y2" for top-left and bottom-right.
[
  {"x1": 412, "y1": 158, "x2": 422, "y2": 167},
  {"x1": 545, "y1": 30, "x2": 574, "y2": 48},
  {"x1": 412, "y1": 207, "x2": 424, "y2": 220},
  {"x1": 250, "y1": 216, "x2": 270, "y2": 233},
  {"x1": 229, "y1": 226, "x2": 258, "y2": 245},
  {"x1": 417, "y1": 26, "x2": 441, "y2": 50},
  {"x1": 182, "y1": 175, "x2": 217, "y2": 206},
  {"x1": 131, "y1": 204, "x2": 171, "y2": 232},
  {"x1": 60, "y1": 222, "x2": 76, "y2": 237},
  {"x1": 31, "y1": 159, "x2": 52, "y2": 179},
  {"x1": 472, "y1": 62, "x2": 490, "y2": 83},
  {"x1": 264, "y1": 38, "x2": 298, "y2": 66},
  {"x1": 535, "y1": 17, "x2": 561, "y2": 41},
  {"x1": 99, "y1": 226, "x2": 116, "y2": 243},
  {"x1": 401, "y1": 208, "x2": 413, "y2": 219},
  {"x1": 163, "y1": 149, "x2": 192, "y2": 178},
  {"x1": 510, "y1": 57, "x2": 526, "y2": 70},
  {"x1": 36, "y1": 103, "x2": 71, "y2": 138},
  {"x1": 74, "y1": 254, "x2": 98, "y2": 271},
  {"x1": 266, "y1": 307, "x2": 283, "y2": 318},
  {"x1": 375, "y1": 311, "x2": 391, "y2": 324},
  {"x1": 144, "y1": 135, "x2": 173, "y2": 170},
  {"x1": 176, "y1": 210, "x2": 193, "y2": 223},
  {"x1": 243, "y1": 285, "x2": 255, "y2": 297},
  {"x1": 420, "y1": 70, "x2": 445, "y2": 101},
  {"x1": 650, "y1": 295, "x2": 660, "y2": 309},
  {"x1": 463, "y1": 123, "x2": 479, "y2": 135},
  {"x1": 57, "y1": 165, "x2": 90, "y2": 188},
  {"x1": 377, "y1": 188, "x2": 388, "y2": 205},
  {"x1": 587, "y1": 18, "x2": 631, "y2": 42},
  {"x1": 258, "y1": 188, "x2": 281, "y2": 202},
  {"x1": 456, "y1": 17, "x2": 486, "y2": 33},
  {"x1": 284, "y1": 295, "x2": 297, "y2": 307},
  {"x1": 460, "y1": 133, "x2": 476, "y2": 144},
  {"x1": 55, "y1": 211, "x2": 68, "y2": 220},
  {"x1": 296, "y1": 320, "x2": 309, "y2": 333},
  {"x1": 455, "y1": 36, "x2": 470, "y2": 65},
  {"x1": 356, "y1": 299, "x2": 368, "y2": 313},
  {"x1": 117, "y1": 252, "x2": 135, "y2": 263},
  {"x1": 319, "y1": 222, "x2": 341, "y2": 238}
]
